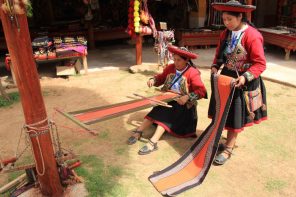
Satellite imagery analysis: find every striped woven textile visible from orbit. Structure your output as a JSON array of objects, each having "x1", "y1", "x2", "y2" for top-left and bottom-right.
[
  {"x1": 56, "y1": 92, "x2": 180, "y2": 132},
  {"x1": 149, "y1": 74, "x2": 235, "y2": 196}
]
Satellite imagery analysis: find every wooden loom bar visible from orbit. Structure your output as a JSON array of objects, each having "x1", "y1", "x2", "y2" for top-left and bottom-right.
[
  {"x1": 73, "y1": 93, "x2": 178, "y2": 123},
  {"x1": 1, "y1": 153, "x2": 77, "y2": 174},
  {"x1": 55, "y1": 108, "x2": 92, "y2": 131},
  {"x1": 246, "y1": 0, "x2": 253, "y2": 21}
]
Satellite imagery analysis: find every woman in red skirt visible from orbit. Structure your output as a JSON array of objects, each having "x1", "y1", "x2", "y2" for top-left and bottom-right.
[
  {"x1": 127, "y1": 46, "x2": 207, "y2": 155},
  {"x1": 209, "y1": 0, "x2": 268, "y2": 165}
]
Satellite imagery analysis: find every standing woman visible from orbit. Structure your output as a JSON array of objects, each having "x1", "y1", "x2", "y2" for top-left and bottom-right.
[
  {"x1": 127, "y1": 46, "x2": 207, "y2": 155},
  {"x1": 209, "y1": 0, "x2": 268, "y2": 165}
]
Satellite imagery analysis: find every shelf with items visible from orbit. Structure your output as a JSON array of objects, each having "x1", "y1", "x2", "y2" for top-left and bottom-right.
[
  {"x1": 277, "y1": 0, "x2": 296, "y2": 27},
  {"x1": 5, "y1": 35, "x2": 88, "y2": 83}
]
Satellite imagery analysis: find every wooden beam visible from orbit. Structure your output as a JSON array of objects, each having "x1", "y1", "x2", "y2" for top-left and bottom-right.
[
  {"x1": 0, "y1": 1, "x2": 63, "y2": 196},
  {"x1": 246, "y1": 0, "x2": 253, "y2": 22},
  {"x1": 0, "y1": 174, "x2": 27, "y2": 194},
  {"x1": 54, "y1": 108, "x2": 94, "y2": 133},
  {"x1": 87, "y1": 21, "x2": 95, "y2": 50}
]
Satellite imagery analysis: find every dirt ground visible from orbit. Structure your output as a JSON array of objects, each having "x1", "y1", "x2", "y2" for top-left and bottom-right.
[{"x1": 0, "y1": 68, "x2": 296, "y2": 197}]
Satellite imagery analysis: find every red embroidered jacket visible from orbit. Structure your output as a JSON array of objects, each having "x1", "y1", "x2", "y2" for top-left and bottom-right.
[
  {"x1": 153, "y1": 64, "x2": 207, "y2": 100},
  {"x1": 213, "y1": 26, "x2": 266, "y2": 81}
]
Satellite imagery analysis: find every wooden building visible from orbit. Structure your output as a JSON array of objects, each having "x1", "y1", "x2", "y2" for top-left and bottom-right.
[{"x1": 0, "y1": 0, "x2": 295, "y2": 55}]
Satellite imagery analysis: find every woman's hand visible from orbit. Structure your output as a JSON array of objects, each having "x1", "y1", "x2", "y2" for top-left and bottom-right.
[
  {"x1": 176, "y1": 95, "x2": 189, "y2": 105},
  {"x1": 211, "y1": 67, "x2": 218, "y2": 74},
  {"x1": 235, "y1": 76, "x2": 246, "y2": 88},
  {"x1": 147, "y1": 78, "x2": 155, "y2": 88}
]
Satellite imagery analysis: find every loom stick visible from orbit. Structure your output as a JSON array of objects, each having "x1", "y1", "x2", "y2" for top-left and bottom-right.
[
  {"x1": 0, "y1": 173, "x2": 27, "y2": 194},
  {"x1": 133, "y1": 93, "x2": 172, "y2": 108},
  {"x1": 54, "y1": 108, "x2": 97, "y2": 135}
]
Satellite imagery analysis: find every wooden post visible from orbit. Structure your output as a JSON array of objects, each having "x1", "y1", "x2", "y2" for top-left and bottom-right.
[
  {"x1": 87, "y1": 21, "x2": 95, "y2": 50},
  {"x1": 246, "y1": 0, "x2": 253, "y2": 22},
  {"x1": 136, "y1": 35, "x2": 142, "y2": 65},
  {"x1": 0, "y1": 2, "x2": 63, "y2": 196}
]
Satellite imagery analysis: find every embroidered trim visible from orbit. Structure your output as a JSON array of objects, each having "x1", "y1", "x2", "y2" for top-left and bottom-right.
[
  {"x1": 242, "y1": 63, "x2": 252, "y2": 70},
  {"x1": 224, "y1": 32, "x2": 249, "y2": 72},
  {"x1": 188, "y1": 92, "x2": 199, "y2": 101},
  {"x1": 243, "y1": 71, "x2": 255, "y2": 82}
]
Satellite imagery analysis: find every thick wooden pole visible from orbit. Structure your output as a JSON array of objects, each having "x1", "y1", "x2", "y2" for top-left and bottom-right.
[
  {"x1": 136, "y1": 35, "x2": 142, "y2": 65},
  {"x1": 87, "y1": 21, "x2": 95, "y2": 50},
  {"x1": 0, "y1": 2, "x2": 63, "y2": 196},
  {"x1": 246, "y1": 0, "x2": 253, "y2": 22}
]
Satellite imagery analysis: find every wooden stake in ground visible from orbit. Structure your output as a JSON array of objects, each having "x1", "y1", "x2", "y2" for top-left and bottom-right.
[{"x1": 0, "y1": 1, "x2": 63, "y2": 196}]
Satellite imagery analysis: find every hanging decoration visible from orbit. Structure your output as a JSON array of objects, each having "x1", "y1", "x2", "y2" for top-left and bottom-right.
[
  {"x1": 1, "y1": 0, "x2": 33, "y2": 31},
  {"x1": 140, "y1": 0, "x2": 149, "y2": 24},
  {"x1": 127, "y1": 0, "x2": 156, "y2": 38},
  {"x1": 1, "y1": 0, "x2": 32, "y2": 16},
  {"x1": 154, "y1": 30, "x2": 175, "y2": 66},
  {"x1": 127, "y1": 0, "x2": 136, "y2": 37}
]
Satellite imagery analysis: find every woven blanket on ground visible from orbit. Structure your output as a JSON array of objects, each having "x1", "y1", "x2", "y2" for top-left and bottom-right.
[{"x1": 149, "y1": 74, "x2": 235, "y2": 196}]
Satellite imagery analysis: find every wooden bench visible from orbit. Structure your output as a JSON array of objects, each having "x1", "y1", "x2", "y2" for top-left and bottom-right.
[{"x1": 259, "y1": 28, "x2": 296, "y2": 60}]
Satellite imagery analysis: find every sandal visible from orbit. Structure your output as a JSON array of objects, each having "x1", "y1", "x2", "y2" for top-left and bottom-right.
[
  {"x1": 127, "y1": 130, "x2": 143, "y2": 145},
  {"x1": 214, "y1": 146, "x2": 233, "y2": 165},
  {"x1": 138, "y1": 139, "x2": 158, "y2": 155}
]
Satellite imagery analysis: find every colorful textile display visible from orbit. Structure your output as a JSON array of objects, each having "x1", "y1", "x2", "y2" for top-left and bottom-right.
[
  {"x1": 149, "y1": 74, "x2": 235, "y2": 196},
  {"x1": 54, "y1": 36, "x2": 87, "y2": 58},
  {"x1": 31, "y1": 36, "x2": 87, "y2": 60},
  {"x1": 32, "y1": 36, "x2": 55, "y2": 60},
  {"x1": 127, "y1": 0, "x2": 156, "y2": 37}
]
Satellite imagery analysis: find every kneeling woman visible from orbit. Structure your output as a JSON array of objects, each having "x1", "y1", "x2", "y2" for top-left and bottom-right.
[{"x1": 127, "y1": 46, "x2": 207, "y2": 155}]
